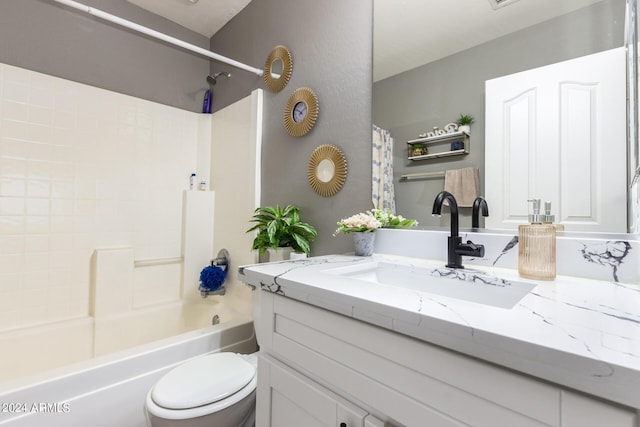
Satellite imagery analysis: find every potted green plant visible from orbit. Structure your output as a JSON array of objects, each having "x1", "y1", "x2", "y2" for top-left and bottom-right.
[
  {"x1": 247, "y1": 204, "x2": 317, "y2": 261},
  {"x1": 410, "y1": 143, "x2": 427, "y2": 157},
  {"x1": 455, "y1": 114, "x2": 475, "y2": 134}
]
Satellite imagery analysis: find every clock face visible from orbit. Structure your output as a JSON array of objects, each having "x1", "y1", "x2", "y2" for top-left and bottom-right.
[
  {"x1": 293, "y1": 101, "x2": 307, "y2": 123},
  {"x1": 283, "y1": 87, "x2": 318, "y2": 137}
]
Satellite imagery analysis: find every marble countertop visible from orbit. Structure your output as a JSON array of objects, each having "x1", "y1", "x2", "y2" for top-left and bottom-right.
[{"x1": 239, "y1": 254, "x2": 640, "y2": 409}]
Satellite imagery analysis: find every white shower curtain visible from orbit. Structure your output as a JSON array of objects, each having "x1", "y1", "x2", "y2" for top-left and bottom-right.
[{"x1": 372, "y1": 125, "x2": 396, "y2": 213}]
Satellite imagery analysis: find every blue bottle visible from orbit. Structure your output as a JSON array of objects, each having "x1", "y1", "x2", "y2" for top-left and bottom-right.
[{"x1": 202, "y1": 90, "x2": 212, "y2": 114}]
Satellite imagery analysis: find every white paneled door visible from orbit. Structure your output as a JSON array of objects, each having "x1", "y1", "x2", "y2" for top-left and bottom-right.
[{"x1": 485, "y1": 47, "x2": 627, "y2": 232}]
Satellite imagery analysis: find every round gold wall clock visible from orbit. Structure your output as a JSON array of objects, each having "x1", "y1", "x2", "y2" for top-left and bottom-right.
[
  {"x1": 263, "y1": 45, "x2": 293, "y2": 93},
  {"x1": 307, "y1": 144, "x2": 347, "y2": 197},
  {"x1": 284, "y1": 87, "x2": 319, "y2": 137}
]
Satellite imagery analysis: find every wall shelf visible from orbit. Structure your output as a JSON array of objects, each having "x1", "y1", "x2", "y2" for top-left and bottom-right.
[{"x1": 407, "y1": 130, "x2": 469, "y2": 161}]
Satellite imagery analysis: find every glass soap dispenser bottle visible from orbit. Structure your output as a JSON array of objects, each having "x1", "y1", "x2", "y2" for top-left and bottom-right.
[{"x1": 518, "y1": 199, "x2": 556, "y2": 280}]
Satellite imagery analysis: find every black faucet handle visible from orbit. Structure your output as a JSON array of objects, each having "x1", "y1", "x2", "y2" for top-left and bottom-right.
[
  {"x1": 456, "y1": 240, "x2": 485, "y2": 258},
  {"x1": 468, "y1": 240, "x2": 485, "y2": 257}
]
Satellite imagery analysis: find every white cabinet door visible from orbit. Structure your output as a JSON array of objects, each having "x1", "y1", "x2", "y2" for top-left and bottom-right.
[
  {"x1": 485, "y1": 47, "x2": 627, "y2": 232},
  {"x1": 364, "y1": 415, "x2": 387, "y2": 427},
  {"x1": 257, "y1": 353, "x2": 368, "y2": 427},
  {"x1": 560, "y1": 390, "x2": 637, "y2": 427}
]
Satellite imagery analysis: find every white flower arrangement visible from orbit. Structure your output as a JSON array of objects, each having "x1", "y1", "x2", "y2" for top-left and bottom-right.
[
  {"x1": 334, "y1": 208, "x2": 418, "y2": 235},
  {"x1": 334, "y1": 212, "x2": 382, "y2": 234}
]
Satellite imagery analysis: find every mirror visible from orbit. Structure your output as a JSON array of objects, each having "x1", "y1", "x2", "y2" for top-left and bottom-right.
[
  {"x1": 373, "y1": 0, "x2": 636, "y2": 234},
  {"x1": 317, "y1": 159, "x2": 336, "y2": 183},
  {"x1": 263, "y1": 44, "x2": 292, "y2": 92},
  {"x1": 270, "y1": 58, "x2": 283, "y2": 78},
  {"x1": 307, "y1": 144, "x2": 348, "y2": 197}
]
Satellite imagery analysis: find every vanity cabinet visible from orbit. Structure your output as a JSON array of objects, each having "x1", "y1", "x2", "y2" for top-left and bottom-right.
[
  {"x1": 407, "y1": 130, "x2": 469, "y2": 161},
  {"x1": 257, "y1": 353, "x2": 385, "y2": 427},
  {"x1": 257, "y1": 291, "x2": 637, "y2": 427}
]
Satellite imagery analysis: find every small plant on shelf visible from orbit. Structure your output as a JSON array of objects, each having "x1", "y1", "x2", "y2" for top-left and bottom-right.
[
  {"x1": 456, "y1": 114, "x2": 474, "y2": 134},
  {"x1": 455, "y1": 114, "x2": 475, "y2": 126},
  {"x1": 411, "y1": 143, "x2": 427, "y2": 157}
]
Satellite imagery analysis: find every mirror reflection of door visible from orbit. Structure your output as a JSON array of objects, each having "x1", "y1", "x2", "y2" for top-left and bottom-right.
[{"x1": 485, "y1": 47, "x2": 627, "y2": 232}]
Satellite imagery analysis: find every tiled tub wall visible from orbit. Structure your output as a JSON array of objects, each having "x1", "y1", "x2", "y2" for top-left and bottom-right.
[{"x1": 0, "y1": 63, "x2": 210, "y2": 333}]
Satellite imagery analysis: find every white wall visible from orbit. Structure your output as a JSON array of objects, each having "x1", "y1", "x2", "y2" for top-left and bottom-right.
[
  {"x1": 0, "y1": 63, "x2": 210, "y2": 332},
  {"x1": 210, "y1": 89, "x2": 263, "y2": 316}
]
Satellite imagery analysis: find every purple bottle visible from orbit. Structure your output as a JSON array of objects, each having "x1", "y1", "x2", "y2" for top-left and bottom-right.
[{"x1": 202, "y1": 90, "x2": 212, "y2": 114}]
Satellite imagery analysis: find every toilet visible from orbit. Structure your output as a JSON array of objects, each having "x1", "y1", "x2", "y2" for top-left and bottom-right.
[
  {"x1": 145, "y1": 352, "x2": 258, "y2": 427},
  {"x1": 146, "y1": 287, "x2": 264, "y2": 426}
]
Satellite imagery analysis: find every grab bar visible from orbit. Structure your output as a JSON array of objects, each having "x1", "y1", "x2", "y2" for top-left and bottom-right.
[{"x1": 134, "y1": 257, "x2": 183, "y2": 268}]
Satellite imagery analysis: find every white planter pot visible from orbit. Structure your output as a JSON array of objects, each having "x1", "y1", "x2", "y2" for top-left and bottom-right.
[
  {"x1": 352, "y1": 232, "x2": 376, "y2": 256},
  {"x1": 259, "y1": 247, "x2": 294, "y2": 263},
  {"x1": 289, "y1": 251, "x2": 308, "y2": 260}
]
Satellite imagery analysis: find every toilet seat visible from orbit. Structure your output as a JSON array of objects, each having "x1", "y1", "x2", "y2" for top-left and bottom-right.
[{"x1": 146, "y1": 352, "x2": 257, "y2": 421}]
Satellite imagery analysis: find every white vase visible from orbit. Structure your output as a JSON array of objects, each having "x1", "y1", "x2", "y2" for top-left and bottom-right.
[
  {"x1": 259, "y1": 247, "x2": 294, "y2": 263},
  {"x1": 352, "y1": 232, "x2": 376, "y2": 256},
  {"x1": 458, "y1": 124, "x2": 470, "y2": 134},
  {"x1": 289, "y1": 251, "x2": 308, "y2": 260}
]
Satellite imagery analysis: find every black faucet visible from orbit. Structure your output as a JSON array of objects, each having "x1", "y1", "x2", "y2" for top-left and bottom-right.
[
  {"x1": 471, "y1": 197, "x2": 489, "y2": 228},
  {"x1": 432, "y1": 191, "x2": 485, "y2": 269}
]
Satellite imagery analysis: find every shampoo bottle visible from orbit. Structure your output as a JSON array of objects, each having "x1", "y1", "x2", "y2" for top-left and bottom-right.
[
  {"x1": 518, "y1": 199, "x2": 556, "y2": 280},
  {"x1": 202, "y1": 90, "x2": 212, "y2": 114}
]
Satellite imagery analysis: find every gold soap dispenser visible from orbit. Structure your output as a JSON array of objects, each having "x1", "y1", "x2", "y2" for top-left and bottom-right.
[{"x1": 518, "y1": 199, "x2": 556, "y2": 280}]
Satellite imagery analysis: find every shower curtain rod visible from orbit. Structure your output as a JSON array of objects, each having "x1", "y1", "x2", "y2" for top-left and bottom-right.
[{"x1": 50, "y1": 0, "x2": 264, "y2": 77}]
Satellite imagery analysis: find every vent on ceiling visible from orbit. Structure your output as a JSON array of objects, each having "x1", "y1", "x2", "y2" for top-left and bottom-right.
[{"x1": 488, "y1": 0, "x2": 522, "y2": 9}]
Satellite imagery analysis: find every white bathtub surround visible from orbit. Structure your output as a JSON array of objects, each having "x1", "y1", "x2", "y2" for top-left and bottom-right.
[
  {"x1": 0, "y1": 64, "x2": 262, "y2": 384},
  {"x1": 0, "y1": 299, "x2": 236, "y2": 383},
  {"x1": 0, "y1": 304, "x2": 256, "y2": 427},
  {"x1": 209, "y1": 90, "x2": 263, "y2": 317},
  {"x1": 239, "y1": 250, "x2": 640, "y2": 411},
  {"x1": 0, "y1": 62, "x2": 207, "y2": 334},
  {"x1": 182, "y1": 190, "x2": 216, "y2": 304},
  {"x1": 90, "y1": 248, "x2": 134, "y2": 316}
]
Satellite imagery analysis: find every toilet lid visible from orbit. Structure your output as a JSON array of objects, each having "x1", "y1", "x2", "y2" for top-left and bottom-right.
[{"x1": 151, "y1": 353, "x2": 256, "y2": 410}]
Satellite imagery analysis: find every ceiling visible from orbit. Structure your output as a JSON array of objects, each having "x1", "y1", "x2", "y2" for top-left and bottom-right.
[
  {"x1": 126, "y1": 0, "x2": 252, "y2": 38},
  {"x1": 127, "y1": 0, "x2": 605, "y2": 81}
]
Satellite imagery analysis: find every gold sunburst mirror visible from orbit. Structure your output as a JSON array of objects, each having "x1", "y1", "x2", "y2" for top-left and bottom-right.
[
  {"x1": 263, "y1": 45, "x2": 292, "y2": 93},
  {"x1": 307, "y1": 144, "x2": 347, "y2": 197},
  {"x1": 284, "y1": 87, "x2": 319, "y2": 137}
]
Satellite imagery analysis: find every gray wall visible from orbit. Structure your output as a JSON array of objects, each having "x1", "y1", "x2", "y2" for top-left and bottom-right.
[
  {"x1": 0, "y1": 0, "x2": 375, "y2": 256},
  {"x1": 0, "y1": 0, "x2": 209, "y2": 112},
  {"x1": 373, "y1": 0, "x2": 625, "y2": 228},
  {"x1": 210, "y1": 0, "x2": 374, "y2": 256}
]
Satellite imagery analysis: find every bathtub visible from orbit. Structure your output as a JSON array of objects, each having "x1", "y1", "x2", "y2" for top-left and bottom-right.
[
  {"x1": 0, "y1": 299, "x2": 244, "y2": 384},
  {"x1": 0, "y1": 301, "x2": 256, "y2": 427}
]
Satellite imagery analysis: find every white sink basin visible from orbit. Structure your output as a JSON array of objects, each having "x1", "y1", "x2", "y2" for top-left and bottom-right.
[{"x1": 324, "y1": 261, "x2": 536, "y2": 309}]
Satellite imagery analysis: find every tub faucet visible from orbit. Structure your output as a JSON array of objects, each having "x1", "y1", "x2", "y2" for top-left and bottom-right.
[
  {"x1": 432, "y1": 191, "x2": 485, "y2": 269},
  {"x1": 471, "y1": 197, "x2": 489, "y2": 228}
]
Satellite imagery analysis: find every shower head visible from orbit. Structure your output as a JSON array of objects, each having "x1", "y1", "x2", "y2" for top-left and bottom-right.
[{"x1": 206, "y1": 71, "x2": 232, "y2": 86}]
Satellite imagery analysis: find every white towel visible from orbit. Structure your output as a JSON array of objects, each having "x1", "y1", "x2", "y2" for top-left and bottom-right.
[{"x1": 443, "y1": 167, "x2": 480, "y2": 207}]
